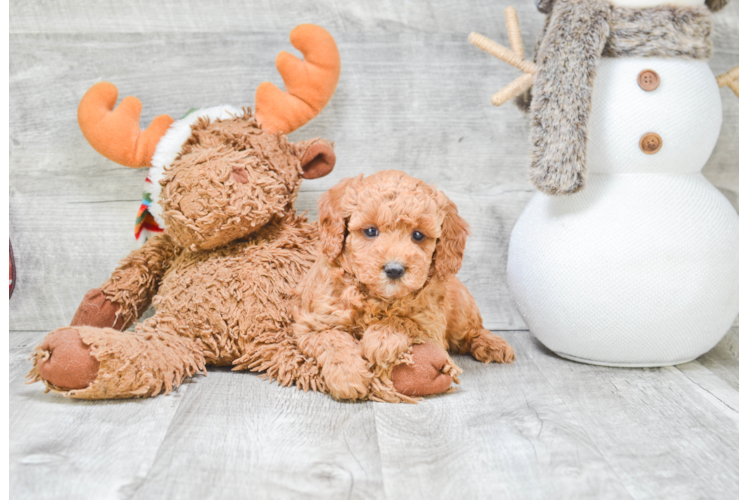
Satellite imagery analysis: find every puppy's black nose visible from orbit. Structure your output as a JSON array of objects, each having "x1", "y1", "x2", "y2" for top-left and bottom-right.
[{"x1": 384, "y1": 262, "x2": 406, "y2": 280}]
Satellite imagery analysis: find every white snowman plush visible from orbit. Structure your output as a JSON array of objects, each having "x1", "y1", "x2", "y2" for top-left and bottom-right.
[{"x1": 471, "y1": 0, "x2": 738, "y2": 366}]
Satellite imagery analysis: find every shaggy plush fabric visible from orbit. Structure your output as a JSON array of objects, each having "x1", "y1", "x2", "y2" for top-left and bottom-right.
[
  {"x1": 28, "y1": 114, "x2": 335, "y2": 399},
  {"x1": 523, "y1": 0, "x2": 715, "y2": 194},
  {"x1": 101, "y1": 233, "x2": 180, "y2": 329},
  {"x1": 137, "y1": 105, "x2": 243, "y2": 241},
  {"x1": 160, "y1": 112, "x2": 305, "y2": 251},
  {"x1": 292, "y1": 171, "x2": 515, "y2": 403},
  {"x1": 28, "y1": 24, "x2": 346, "y2": 400},
  {"x1": 29, "y1": 325, "x2": 203, "y2": 399}
]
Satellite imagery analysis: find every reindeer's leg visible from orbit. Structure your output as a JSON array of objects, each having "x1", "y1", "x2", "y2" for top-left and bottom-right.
[
  {"x1": 362, "y1": 320, "x2": 458, "y2": 402},
  {"x1": 28, "y1": 316, "x2": 205, "y2": 399},
  {"x1": 445, "y1": 278, "x2": 515, "y2": 363},
  {"x1": 71, "y1": 234, "x2": 178, "y2": 330},
  {"x1": 390, "y1": 343, "x2": 455, "y2": 398}
]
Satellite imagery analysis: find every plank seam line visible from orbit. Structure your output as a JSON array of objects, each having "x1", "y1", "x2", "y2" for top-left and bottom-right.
[
  {"x1": 525, "y1": 339, "x2": 638, "y2": 499},
  {"x1": 121, "y1": 384, "x2": 195, "y2": 500},
  {"x1": 674, "y1": 365, "x2": 738, "y2": 414},
  {"x1": 369, "y1": 405, "x2": 389, "y2": 499}
]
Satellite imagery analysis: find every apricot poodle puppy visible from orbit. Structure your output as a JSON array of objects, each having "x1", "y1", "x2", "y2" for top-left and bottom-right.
[{"x1": 293, "y1": 170, "x2": 514, "y2": 402}]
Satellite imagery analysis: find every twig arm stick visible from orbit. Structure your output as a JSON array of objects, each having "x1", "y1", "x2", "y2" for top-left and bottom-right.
[
  {"x1": 469, "y1": 7, "x2": 535, "y2": 107},
  {"x1": 491, "y1": 73, "x2": 534, "y2": 106},
  {"x1": 504, "y1": 7, "x2": 525, "y2": 60},
  {"x1": 469, "y1": 32, "x2": 536, "y2": 74},
  {"x1": 716, "y1": 66, "x2": 739, "y2": 97}
]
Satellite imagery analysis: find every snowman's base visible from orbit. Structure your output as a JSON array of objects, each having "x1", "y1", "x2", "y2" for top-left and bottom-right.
[
  {"x1": 552, "y1": 351, "x2": 699, "y2": 368},
  {"x1": 508, "y1": 173, "x2": 738, "y2": 372}
]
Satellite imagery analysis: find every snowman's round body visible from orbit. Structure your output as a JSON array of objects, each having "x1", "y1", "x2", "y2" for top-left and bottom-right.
[{"x1": 507, "y1": 31, "x2": 738, "y2": 365}]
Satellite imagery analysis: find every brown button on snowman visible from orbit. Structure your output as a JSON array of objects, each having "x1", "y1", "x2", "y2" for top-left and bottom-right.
[
  {"x1": 639, "y1": 133, "x2": 662, "y2": 154},
  {"x1": 637, "y1": 70, "x2": 659, "y2": 91},
  {"x1": 471, "y1": 0, "x2": 738, "y2": 366}
]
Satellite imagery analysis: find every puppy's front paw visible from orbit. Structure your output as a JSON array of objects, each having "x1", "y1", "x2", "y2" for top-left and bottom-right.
[
  {"x1": 471, "y1": 330, "x2": 515, "y2": 363},
  {"x1": 321, "y1": 359, "x2": 371, "y2": 401},
  {"x1": 361, "y1": 325, "x2": 410, "y2": 376},
  {"x1": 391, "y1": 343, "x2": 455, "y2": 397}
]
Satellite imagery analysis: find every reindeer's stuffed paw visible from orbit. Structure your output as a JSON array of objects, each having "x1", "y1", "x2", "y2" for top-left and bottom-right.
[
  {"x1": 391, "y1": 343, "x2": 455, "y2": 397},
  {"x1": 31, "y1": 328, "x2": 100, "y2": 390},
  {"x1": 71, "y1": 288, "x2": 125, "y2": 330}
]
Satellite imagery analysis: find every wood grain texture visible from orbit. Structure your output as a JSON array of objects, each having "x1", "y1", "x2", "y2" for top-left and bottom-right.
[
  {"x1": 10, "y1": 331, "x2": 188, "y2": 500},
  {"x1": 373, "y1": 333, "x2": 738, "y2": 500},
  {"x1": 11, "y1": 331, "x2": 738, "y2": 499},
  {"x1": 8, "y1": 0, "x2": 739, "y2": 331},
  {"x1": 373, "y1": 350, "x2": 635, "y2": 499},
  {"x1": 695, "y1": 326, "x2": 738, "y2": 391},
  {"x1": 526, "y1": 339, "x2": 739, "y2": 500},
  {"x1": 134, "y1": 369, "x2": 385, "y2": 500}
]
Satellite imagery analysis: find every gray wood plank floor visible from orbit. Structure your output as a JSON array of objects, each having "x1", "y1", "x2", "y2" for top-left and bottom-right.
[
  {"x1": 10, "y1": 0, "x2": 739, "y2": 498},
  {"x1": 10, "y1": 330, "x2": 738, "y2": 499}
]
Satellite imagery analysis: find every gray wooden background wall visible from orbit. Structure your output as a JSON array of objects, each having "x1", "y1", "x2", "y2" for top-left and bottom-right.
[{"x1": 9, "y1": 0, "x2": 739, "y2": 332}]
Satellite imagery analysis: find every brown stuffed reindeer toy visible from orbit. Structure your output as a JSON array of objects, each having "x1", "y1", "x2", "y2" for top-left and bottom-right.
[{"x1": 27, "y1": 24, "x2": 342, "y2": 399}]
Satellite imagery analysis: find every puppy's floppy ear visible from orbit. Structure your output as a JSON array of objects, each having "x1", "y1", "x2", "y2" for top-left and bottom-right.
[
  {"x1": 433, "y1": 191, "x2": 471, "y2": 280},
  {"x1": 318, "y1": 175, "x2": 359, "y2": 261}
]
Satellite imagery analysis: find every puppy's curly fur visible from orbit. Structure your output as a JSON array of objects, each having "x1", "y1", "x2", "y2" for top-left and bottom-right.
[{"x1": 293, "y1": 171, "x2": 515, "y2": 403}]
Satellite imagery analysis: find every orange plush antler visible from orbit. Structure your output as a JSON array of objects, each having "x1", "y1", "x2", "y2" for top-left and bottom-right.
[
  {"x1": 78, "y1": 82, "x2": 174, "y2": 168},
  {"x1": 255, "y1": 24, "x2": 341, "y2": 135}
]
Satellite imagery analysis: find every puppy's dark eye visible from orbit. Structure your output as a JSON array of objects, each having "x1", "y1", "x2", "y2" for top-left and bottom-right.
[
  {"x1": 363, "y1": 227, "x2": 379, "y2": 238},
  {"x1": 412, "y1": 231, "x2": 425, "y2": 242}
]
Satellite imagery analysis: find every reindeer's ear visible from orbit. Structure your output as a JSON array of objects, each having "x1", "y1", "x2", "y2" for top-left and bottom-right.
[
  {"x1": 433, "y1": 192, "x2": 471, "y2": 280},
  {"x1": 298, "y1": 138, "x2": 336, "y2": 179},
  {"x1": 318, "y1": 176, "x2": 358, "y2": 261}
]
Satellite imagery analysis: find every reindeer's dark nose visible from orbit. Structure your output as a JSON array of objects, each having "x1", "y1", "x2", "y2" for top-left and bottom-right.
[
  {"x1": 384, "y1": 262, "x2": 406, "y2": 280},
  {"x1": 232, "y1": 166, "x2": 249, "y2": 184}
]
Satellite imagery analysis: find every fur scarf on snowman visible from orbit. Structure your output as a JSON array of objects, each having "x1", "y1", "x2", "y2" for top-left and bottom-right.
[{"x1": 517, "y1": 0, "x2": 727, "y2": 195}]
